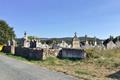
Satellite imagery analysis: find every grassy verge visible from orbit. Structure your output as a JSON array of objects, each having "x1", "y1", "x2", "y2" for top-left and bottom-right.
[{"x1": 1, "y1": 48, "x2": 120, "y2": 80}]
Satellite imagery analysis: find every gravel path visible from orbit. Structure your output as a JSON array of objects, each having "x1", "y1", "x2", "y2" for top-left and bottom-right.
[{"x1": 0, "y1": 55, "x2": 79, "y2": 80}]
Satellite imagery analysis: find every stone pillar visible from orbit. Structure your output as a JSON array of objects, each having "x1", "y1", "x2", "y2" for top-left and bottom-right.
[
  {"x1": 94, "y1": 41, "x2": 97, "y2": 46},
  {"x1": 94, "y1": 37, "x2": 97, "y2": 46},
  {"x1": 42, "y1": 49, "x2": 47, "y2": 60},
  {"x1": 23, "y1": 32, "x2": 30, "y2": 48},
  {"x1": 7, "y1": 40, "x2": 11, "y2": 46},
  {"x1": 11, "y1": 39, "x2": 16, "y2": 54},
  {"x1": 24, "y1": 40, "x2": 27, "y2": 47},
  {"x1": 11, "y1": 46, "x2": 15, "y2": 54}
]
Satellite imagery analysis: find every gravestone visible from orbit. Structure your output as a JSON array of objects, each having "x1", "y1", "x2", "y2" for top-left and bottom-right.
[
  {"x1": 106, "y1": 36, "x2": 116, "y2": 49},
  {"x1": 94, "y1": 37, "x2": 97, "y2": 46},
  {"x1": 24, "y1": 40, "x2": 30, "y2": 48},
  {"x1": 23, "y1": 32, "x2": 30, "y2": 48},
  {"x1": 107, "y1": 41, "x2": 116, "y2": 49},
  {"x1": 52, "y1": 41, "x2": 59, "y2": 49},
  {"x1": 115, "y1": 37, "x2": 120, "y2": 48},
  {"x1": 72, "y1": 32, "x2": 80, "y2": 49},
  {"x1": 59, "y1": 40, "x2": 69, "y2": 48},
  {"x1": 42, "y1": 42, "x2": 50, "y2": 49},
  {"x1": 100, "y1": 41, "x2": 106, "y2": 50},
  {"x1": 30, "y1": 40, "x2": 37, "y2": 48},
  {"x1": 83, "y1": 35, "x2": 91, "y2": 49},
  {"x1": 36, "y1": 40, "x2": 43, "y2": 48}
]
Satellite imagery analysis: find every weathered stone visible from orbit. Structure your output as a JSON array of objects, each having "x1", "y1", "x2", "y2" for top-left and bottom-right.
[
  {"x1": 107, "y1": 41, "x2": 116, "y2": 49},
  {"x1": 52, "y1": 44, "x2": 59, "y2": 49},
  {"x1": 94, "y1": 37, "x2": 97, "y2": 46},
  {"x1": 11, "y1": 46, "x2": 15, "y2": 54},
  {"x1": 58, "y1": 40, "x2": 69, "y2": 48},
  {"x1": 30, "y1": 40, "x2": 36, "y2": 48},
  {"x1": 15, "y1": 47, "x2": 44, "y2": 60},
  {"x1": 42, "y1": 42, "x2": 50, "y2": 49},
  {"x1": 72, "y1": 32, "x2": 80, "y2": 49},
  {"x1": 23, "y1": 32, "x2": 30, "y2": 48},
  {"x1": 61, "y1": 48, "x2": 86, "y2": 59},
  {"x1": 7, "y1": 40, "x2": 11, "y2": 46},
  {"x1": 115, "y1": 37, "x2": 120, "y2": 48}
]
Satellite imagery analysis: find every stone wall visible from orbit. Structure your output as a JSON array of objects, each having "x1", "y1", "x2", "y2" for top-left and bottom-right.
[
  {"x1": 15, "y1": 48, "x2": 60, "y2": 60},
  {"x1": 2, "y1": 46, "x2": 86, "y2": 60},
  {"x1": 2, "y1": 46, "x2": 15, "y2": 54},
  {"x1": 43, "y1": 49, "x2": 60, "y2": 57},
  {"x1": 15, "y1": 47, "x2": 45, "y2": 60},
  {"x1": 2, "y1": 46, "x2": 61, "y2": 60},
  {"x1": 61, "y1": 48, "x2": 86, "y2": 59}
]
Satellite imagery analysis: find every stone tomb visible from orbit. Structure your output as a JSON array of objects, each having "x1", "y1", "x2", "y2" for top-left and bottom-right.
[
  {"x1": 115, "y1": 37, "x2": 120, "y2": 48},
  {"x1": 58, "y1": 40, "x2": 69, "y2": 48},
  {"x1": 61, "y1": 48, "x2": 86, "y2": 59},
  {"x1": 107, "y1": 41, "x2": 116, "y2": 49}
]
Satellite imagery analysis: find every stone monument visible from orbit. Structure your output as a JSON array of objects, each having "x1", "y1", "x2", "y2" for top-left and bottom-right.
[
  {"x1": 85, "y1": 35, "x2": 89, "y2": 45},
  {"x1": 107, "y1": 36, "x2": 116, "y2": 49},
  {"x1": 72, "y1": 32, "x2": 80, "y2": 48},
  {"x1": 11, "y1": 39, "x2": 16, "y2": 54},
  {"x1": 59, "y1": 40, "x2": 69, "y2": 48},
  {"x1": 83, "y1": 35, "x2": 90, "y2": 49},
  {"x1": 94, "y1": 36, "x2": 97, "y2": 46},
  {"x1": 23, "y1": 32, "x2": 30, "y2": 48},
  {"x1": 115, "y1": 37, "x2": 120, "y2": 48}
]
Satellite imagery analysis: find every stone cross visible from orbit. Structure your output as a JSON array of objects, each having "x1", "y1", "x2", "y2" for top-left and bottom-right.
[
  {"x1": 24, "y1": 31, "x2": 26, "y2": 36},
  {"x1": 74, "y1": 32, "x2": 77, "y2": 37},
  {"x1": 85, "y1": 35, "x2": 87, "y2": 41},
  {"x1": 110, "y1": 35, "x2": 113, "y2": 41}
]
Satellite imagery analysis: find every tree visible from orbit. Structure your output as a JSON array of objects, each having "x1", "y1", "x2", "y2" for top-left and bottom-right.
[
  {"x1": 0, "y1": 20, "x2": 16, "y2": 45},
  {"x1": 28, "y1": 36, "x2": 39, "y2": 40}
]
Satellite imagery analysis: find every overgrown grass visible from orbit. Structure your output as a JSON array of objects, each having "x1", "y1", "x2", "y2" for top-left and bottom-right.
[{"x1": 86, "y1": 48, "x2": 120, "y2": 68}]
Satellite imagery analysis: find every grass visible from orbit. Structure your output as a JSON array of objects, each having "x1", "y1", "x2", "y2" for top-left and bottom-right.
[
  {"x1": 1, "y1": 48, "x2": 120, "y2": 80},
  {"x1": 75, "y1": 69, "x2": 90, "y2": 75}
]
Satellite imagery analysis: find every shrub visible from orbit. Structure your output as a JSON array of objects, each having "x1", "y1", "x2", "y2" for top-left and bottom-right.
[{"x1": 0, "y1": 45, "x2": 4, "y2": 51}]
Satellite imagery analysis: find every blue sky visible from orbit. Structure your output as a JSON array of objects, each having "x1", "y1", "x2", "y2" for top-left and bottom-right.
[{"x1": 0, "y1": 0, "x2": 120, "y2": 39}]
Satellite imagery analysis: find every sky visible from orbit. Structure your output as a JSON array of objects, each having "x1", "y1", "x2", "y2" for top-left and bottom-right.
[{"x1": 0, "y1": 0, "x2": 120, "y2": 39}]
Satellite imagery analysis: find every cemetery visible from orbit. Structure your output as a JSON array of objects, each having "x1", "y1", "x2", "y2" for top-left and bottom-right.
[
  {"x1": 0, "y1": 1, "x2": 120, "y2": 79},
  {"x1": 1, "y1": 30, "x2": 120, "y2": 80},
  {"x1": 1, "y1": 45, "x2": 120, "y2": 80},
  {"x1": 1, "y1": 31, "x2": 120, "y2": 61},
  {"x1": 0, "y1": 24, "x2": 120, "y2": 79}
]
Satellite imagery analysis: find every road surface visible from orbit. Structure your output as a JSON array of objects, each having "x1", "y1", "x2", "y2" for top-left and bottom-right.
[{"x1": 0, "y1": 55, "x2": 79, "y2": 80}]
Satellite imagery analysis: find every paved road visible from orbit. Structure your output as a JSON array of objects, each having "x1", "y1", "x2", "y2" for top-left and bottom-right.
[{"x1": 0, "y1": 55, "x2": 79, "y2": 80}]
